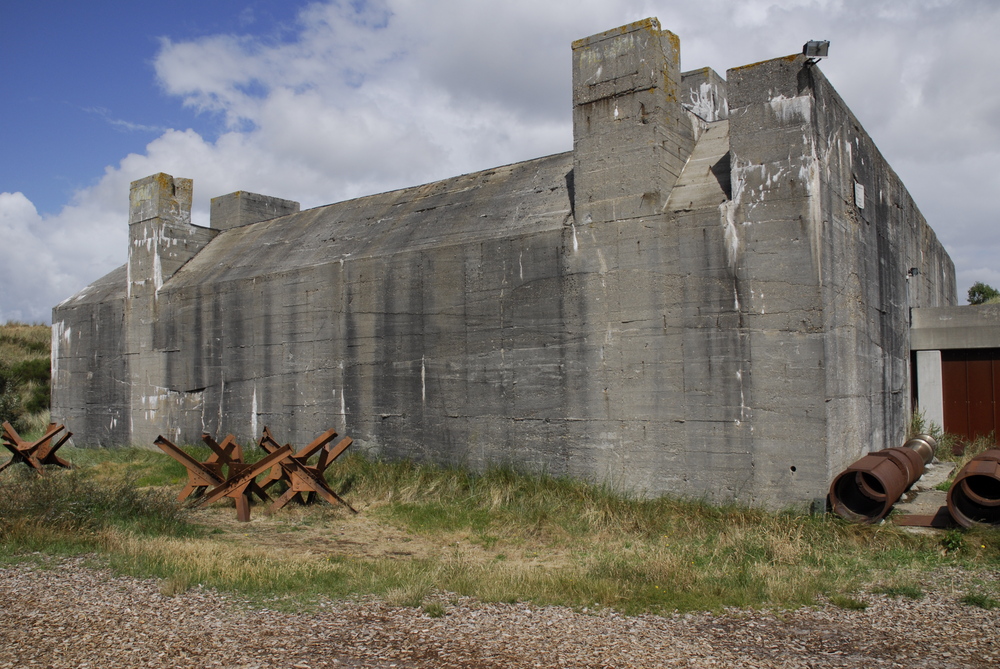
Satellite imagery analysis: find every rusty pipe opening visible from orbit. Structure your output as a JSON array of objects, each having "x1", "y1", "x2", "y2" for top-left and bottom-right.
[
  {"x1": 829, "y1": 440, "x2": 929, "y2": 523},
  {"x1": 947, "y1": 450, "x2": 1000, "y2": 528}
]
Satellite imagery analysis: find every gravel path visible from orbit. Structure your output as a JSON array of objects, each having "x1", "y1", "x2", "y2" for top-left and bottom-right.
[{"x1": 1, "y1": 557, "x2": 998, "y2": 668}]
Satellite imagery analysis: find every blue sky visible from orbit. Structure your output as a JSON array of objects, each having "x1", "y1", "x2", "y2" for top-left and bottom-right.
[
  {"x1": 2, "y1": 0, "x2": 999, "y2": 323},
  {"x1": 1, "y1": 1, "x2": 305, "y2": 215}
]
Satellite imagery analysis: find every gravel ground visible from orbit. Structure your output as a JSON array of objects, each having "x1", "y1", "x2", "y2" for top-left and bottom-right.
[{"x1": 1, "y1": 557, "x2": 998, "y2": 668}]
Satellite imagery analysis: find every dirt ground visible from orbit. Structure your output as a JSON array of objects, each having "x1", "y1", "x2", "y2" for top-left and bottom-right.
[
  {"x1": 193, "y1": 499, "x2": 579, "y2": 571},
  {"x1": 2, "y1": 556, "x2": 998, "y2": 669}
]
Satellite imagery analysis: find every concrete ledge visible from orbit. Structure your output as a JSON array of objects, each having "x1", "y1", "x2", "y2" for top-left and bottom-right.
[{"x1": 911, "y1": 305, "x2": 1000, "y2": 350}]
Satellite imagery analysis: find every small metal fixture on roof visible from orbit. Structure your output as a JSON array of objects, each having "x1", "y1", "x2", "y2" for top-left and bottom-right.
[{"x1": 802, "y1": 40, "x2": 830, "y2": 59}]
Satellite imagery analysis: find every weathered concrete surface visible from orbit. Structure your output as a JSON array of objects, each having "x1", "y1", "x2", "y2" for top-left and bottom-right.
[
  {"x1": 726, "y1": 54, "x2": 955, "y2": 504},
  {"x1": 572, "y1": 19, "x2": 694, "y2": 226},
  {"x1": 51, "y1": 266, "x2": 129, "y2": 447},
  {"x1": 211, "y1": 191, "x2": 301, "y2": 231},
  {"x1": 126, "y1": 174, "x2": 220, "y2": 447},
  {"x1": 916, "y1": 349, "x2": 945, "y2": 430},
  {"x1": 51, "y1": 19, "x2": 955, "y2": 509},
  {"x1": 911, "y1": 304, "x2": 1000, "y2": 350},
  {"x1": 681, "y1": 67, "x2": 728, "y2": 123}
]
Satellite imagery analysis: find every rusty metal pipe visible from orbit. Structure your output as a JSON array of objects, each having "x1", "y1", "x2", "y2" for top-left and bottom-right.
[
  {"x1": 946, "y1": 449, "x2": 1000, "y2": 528},
  {"x1": 829, "y1": 434, "x2": 936, "y2": 523},
  {"x1": 901, "y1": 434, "x2": 937, "y2": 465}
]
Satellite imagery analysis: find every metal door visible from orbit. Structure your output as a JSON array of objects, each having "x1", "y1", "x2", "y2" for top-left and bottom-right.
[{"x1": 941, "y1": 349, "x2": 1000, "y2": 444}]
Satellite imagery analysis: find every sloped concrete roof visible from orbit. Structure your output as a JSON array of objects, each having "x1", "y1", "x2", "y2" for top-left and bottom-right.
[
  {"x1": 166, "y1": 152, "x2": 575, "y2": 291},
  {"x1": 55, "y1": 263, "x2": 127, "y2": 308}
]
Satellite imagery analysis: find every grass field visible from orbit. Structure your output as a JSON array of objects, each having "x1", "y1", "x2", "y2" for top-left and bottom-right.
[{"x1": 2, "y1": 443, "x2": 998, "y2": 616}]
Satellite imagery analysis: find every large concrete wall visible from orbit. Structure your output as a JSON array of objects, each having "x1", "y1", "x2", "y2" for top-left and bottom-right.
[
  {"x1": 51, "y1": 266, "x2": 129, "y2": 447},
  {"x1": 51, "y1": 18, "x2": 955, "y2": 509},
  {"x1": 726, "y1": 55, "x2": 956, "y2": 502}
]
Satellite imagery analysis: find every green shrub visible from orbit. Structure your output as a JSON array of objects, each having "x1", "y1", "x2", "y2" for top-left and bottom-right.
[
  {"x1": 9, "y1": 358, "x2": 49, "y2": 384},
  {"x1": 968, "y1": 281, "x2": 1000, "y2": 305},
  {"x1": 941, "y1": 530, "x2": 965, "y2": 554},
  {"x1": 0, "y1": 322, "x2": 51, "y2": 431},
  {"x1": 0, "y1": 386, "x2": 21, "y2": 426},
  {"x1": 961, "y1": 593, "x2": 999, "y2": 610}
]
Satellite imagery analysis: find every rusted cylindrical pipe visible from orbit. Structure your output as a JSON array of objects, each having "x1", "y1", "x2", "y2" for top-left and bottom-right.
[
  {"x1": 947, "y1": 449, "x2": 1000, "y2": 528},
  {"x1": 829, "y1": 435, "x2": 936, "y2": 523},
  {"x1": 902, "y1": 434, "x2": 937, "y2": 465}
]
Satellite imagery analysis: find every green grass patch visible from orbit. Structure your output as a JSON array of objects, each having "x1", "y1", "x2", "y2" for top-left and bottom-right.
[
  {"x1": 422, "y1": 601, "x2": 447, "y2": 617},
  {"x1": 960, "y1": 593, "x2": 1000, "y2": 610},
  {"x1": 828, "y1": 594, "x2": 868, "y2": 610},
  {"x1": 873, "y1": 584, "x2": 924, "y2": 599},
  {"x1": 386, "y1": 502, "x2": 493, "y2": 533},
  {"x1": 58, "y1": 444, "x2": 206, "y2": 487}
]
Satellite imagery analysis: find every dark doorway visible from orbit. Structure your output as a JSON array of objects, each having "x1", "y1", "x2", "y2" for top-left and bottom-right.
[{"x1": 942, "y1": 348, "x2": 1000, "y2": 444}]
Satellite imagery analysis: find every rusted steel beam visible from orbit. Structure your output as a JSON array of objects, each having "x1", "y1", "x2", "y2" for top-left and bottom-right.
[
  {"x1": 257, "y1": 426, "x2": 357, "y2": 514},
  {"x1": 829, "y1": 434, "x2": 936, "y2": 523},
  {"x1": 317, "y1": 437, "x2": 353, "y2": 471},
  {"x1": 947, "y1": 449, "x2": 1000, "y2": 528},
  {"x1": 154, "y1": 435, "x2": 226, "y2": 502},
  {"x1": 35, "y1": 429, "x2": 72, "y2": 465},
  {"x1": 292, "y1": 427, "x2": 339, "y2": 461},
  {"x1": 195, "y1": 444, "x2": 293, "y2": 522},
  {"x1": 1, "y1": 422, "x2": 73, "y2": 473},
  {"x1": 891, "y1": 506, "x2": 955, "y2": 528},
  {"x1": 202, "y1": 432, "x2": 243, "y2": 465},
  {"x1": 201, "y1": 432, "x2": 272, "y2": 504}
]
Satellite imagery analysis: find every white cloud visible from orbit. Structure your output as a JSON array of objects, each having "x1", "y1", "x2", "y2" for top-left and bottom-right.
[
  {"x1": 3, "y1": 0, "x2": 1000, "y2": 323},
  {"x1": 0, "y1": 187, "x2": 122, "y2": 323}
]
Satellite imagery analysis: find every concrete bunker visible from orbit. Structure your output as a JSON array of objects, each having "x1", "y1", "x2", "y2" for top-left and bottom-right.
[{"x1": 51, "y1": 18, "x2": 956, "y2": 509}]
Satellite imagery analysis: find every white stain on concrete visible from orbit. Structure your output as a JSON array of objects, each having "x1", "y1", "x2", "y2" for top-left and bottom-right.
[
  {"x1": 719, "y1": 162, "x2": 752, "y2": 272},
  {"x1": 153, "y1": 247, "x2": 163, "y2": 292},
  {"x1": 218, "y1": 374, "x2": 225, "y2": 429},
  {"x1": 50, "y1": 321, "x2": 64, "y2": 378},
  {"x1": 686, "y1": 81, "x2": 728, "y2": 122},
  {"x1": 736, "y1": 369, "x2": 745, "y2": 425},
  {"x1": 251, "y1": 384, "x2": 258, "y2": 438},
  {"x1": 801, "y1": 133, "x2": 824, "y2": 283},
  {"x1": 768, "y1": 94, "x2": 812, "y2": 124}
]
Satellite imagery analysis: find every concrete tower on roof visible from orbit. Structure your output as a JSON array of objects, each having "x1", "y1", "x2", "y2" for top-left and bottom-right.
[{"x1": 51, "y1": 18, "x2": 956, "y2": 509}]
